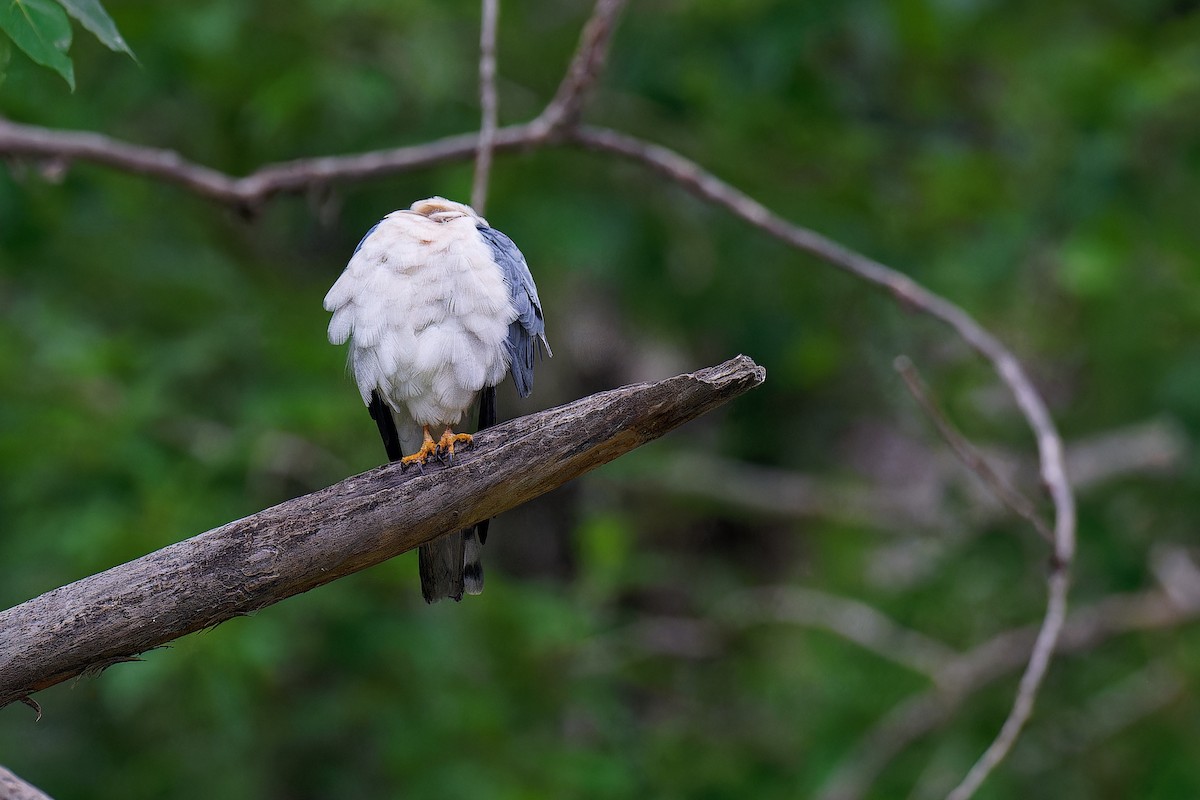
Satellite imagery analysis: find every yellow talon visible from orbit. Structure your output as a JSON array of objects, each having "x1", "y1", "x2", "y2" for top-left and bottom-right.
[
  {"x1": 399, "y1": 426, "x2": 473, "y2": 469},
  {"x1": 400, "y1": 426, "x2": 439, "y2": 469},
  {"x1": 436, "y1": 427, "x2": 473, "y2": 458}
]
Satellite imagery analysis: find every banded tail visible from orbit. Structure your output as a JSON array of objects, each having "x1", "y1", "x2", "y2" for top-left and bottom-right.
[{"x1": 369, "y1": 389, "x2": 491, "y2": 603}]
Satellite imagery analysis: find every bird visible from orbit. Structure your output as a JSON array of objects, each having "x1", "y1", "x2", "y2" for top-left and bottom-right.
[{"x1": 323, "y1": 197, "x2": 550, "y2": 603}]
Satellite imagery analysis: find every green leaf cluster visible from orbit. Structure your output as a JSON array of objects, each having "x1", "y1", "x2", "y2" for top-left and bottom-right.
[{"x1": 0, "y1": 0, "x2": 133, "y2": 89}]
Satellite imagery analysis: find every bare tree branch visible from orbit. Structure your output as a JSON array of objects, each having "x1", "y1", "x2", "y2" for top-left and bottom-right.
[
  {"x1": 0, "y1": 116, "x2": 543, "y2": 210},
  {"x1": 579, "y1": 564, "x2": 1198, "y2": 800},
  {"x1": 602, "y1": 450, "x2": 957, "y2": 531},
  {"x1": 722, "y1": 587, "x2": 960, "y2": 681},
  {"x1": 0, "y1": 357, "x2": 766, "y2": 710},
  {"x1": 895, "y1": 355, "x2": 1054, "y2": 543},
  {"x1": 567, "y1": 129, "x2": 1073, "y2": 564},
  {"x1": 583, "y1": 586, "x2": 963, "y2": 678},
  {"x1": 0, "y1": 767, "x2": 53, "y2": 800},
  {"x1": 1067, "y1": 417, "x2": 1187, "y2": 487},
  {"x1": 945, "y1": 571, "x2": 1069, "y2": 799},
  {"x1": 534, "y1": 0, "x2": 627, "y2": 136},
  {"x1": 817, "y1": 581, "x2": 1200, "y2": 800},
  {"x1": 1006, "y1": 660, "x2": 1184, "y2": 785},
  {"x1": 568, "y1": 124, "x2": 1076, "y2": 799},
  {"x1": 604, "y1": 418, "x2": 1182, "y2": 538},
  {"x1": 0, "y1": 0, "x2": 629, "y2": 212},
  {"x1": 471, "y1": 0, "x2": 501, "y2": 213}
]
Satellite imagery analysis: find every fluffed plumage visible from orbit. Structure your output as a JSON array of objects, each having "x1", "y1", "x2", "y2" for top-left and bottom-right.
[{"x1": 324, "y1": 197, "x2": 549, "y2": 603}]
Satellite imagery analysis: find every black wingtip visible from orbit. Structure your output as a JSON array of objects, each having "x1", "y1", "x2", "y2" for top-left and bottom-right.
[
  {"x1": 474, "y1": 389, "x2": 496, "y2": 544},
  {"x1": 478, "y1": 385, "x2": 497, "y2": 432},
  {"x1": 369, "y1": 390, "x2": 403, "y2": 462}
]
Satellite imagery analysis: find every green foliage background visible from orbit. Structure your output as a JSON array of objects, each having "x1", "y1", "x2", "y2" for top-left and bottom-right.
[{"x1": 3, "y1": 1, "x2": 1200, "y2": 797}]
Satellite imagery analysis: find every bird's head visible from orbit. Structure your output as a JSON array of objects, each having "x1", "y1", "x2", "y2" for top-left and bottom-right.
[{"x1": 407, "y1": 197, "x2": 488, "y2": 228}]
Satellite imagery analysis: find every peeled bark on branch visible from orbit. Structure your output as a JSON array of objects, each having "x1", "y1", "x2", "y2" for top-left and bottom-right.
[{"x1": 0, "y1": 356, "x2": 764, "y2": 710}]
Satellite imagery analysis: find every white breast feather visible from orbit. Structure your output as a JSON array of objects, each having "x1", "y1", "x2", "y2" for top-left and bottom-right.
[{"x1": 323, "y1": 211, "x2": 516, "y2": 428}]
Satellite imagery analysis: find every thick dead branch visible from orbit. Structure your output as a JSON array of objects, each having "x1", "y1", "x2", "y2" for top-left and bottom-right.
[
  {"x1": 0, "y1": 767, "x2": 52, "y2": 800},
  {"x1": 0, "y1": 357, "x2": 765, "y2": 710}
]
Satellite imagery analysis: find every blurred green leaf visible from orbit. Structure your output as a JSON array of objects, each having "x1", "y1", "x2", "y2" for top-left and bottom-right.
[
  {"x1": 1058, "y1": 233, "x2": 1123, "y2": 298},
  {"x1": 0, "y1": 34, "x2": 10, "y2": 87},
  {"x1": 56, "y1": 0, "x2": 134, "y2": 58},
  {"x1": 577, "y1": 511, "x2": 633, "y2": 595},
  {"x1": 0, "y1": 0, "x2": 74, "y2": 89}
]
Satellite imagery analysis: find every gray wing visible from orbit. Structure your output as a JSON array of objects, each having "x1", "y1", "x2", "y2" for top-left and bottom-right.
[
  {"x1": 477, "y1": 225, "x2": 551, "y2": 398},
  {"x1": 353, "y1": 220, "x2": 382, "y2": 255}
]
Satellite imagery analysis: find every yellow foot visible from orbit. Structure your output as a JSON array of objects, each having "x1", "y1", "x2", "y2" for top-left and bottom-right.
[
  {"x1": 436, "y1": 428, "x2": 473, "y2": 460},
  {"x1": 400, "y1": 427, "x2": 439, "y2": 470}
]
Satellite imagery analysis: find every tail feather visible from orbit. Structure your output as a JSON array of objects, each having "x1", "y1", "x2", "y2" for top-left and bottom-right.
[
  {"x1": 463, "y1": 529, "x2": 484, "y2": 595},
  {"x1": 369, "y1": 388, "x2": 493, "y2": 603},
  {"x1": 457, "y1": 387, "x2": 493, "y2": 596},
  {"x1": 474, "y1": 386, "x2": 497, "y2": 546},
  {"x1": 419, "y1": 536, "x2": 466, "y2": 603},
  {"x1": 369, "y1": 390, "x2": 403, "y2": 461}
]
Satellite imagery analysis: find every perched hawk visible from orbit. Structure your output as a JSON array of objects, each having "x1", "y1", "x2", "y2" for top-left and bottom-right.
[{"x1": 324, "y1": 197, "x2": 550, "y2": 603}]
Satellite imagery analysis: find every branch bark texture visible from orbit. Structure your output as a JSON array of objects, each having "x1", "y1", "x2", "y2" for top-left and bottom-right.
[
  {"x1": 0, "y1": 767, "x2": 53, "y2": 800},
  {"x1": 0, "y1": 357, "x2": 765, "y2": 709}
]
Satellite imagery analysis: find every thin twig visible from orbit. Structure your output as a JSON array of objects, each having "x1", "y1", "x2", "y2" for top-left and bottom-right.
[
  {"x1": 944, "y1": 569, "x2": 1069, "y2": 800},
  {"x1": 602, "y1": 450, "x2": 957, "y2": 531},
  {"x1": 817, "y1": 583, "x2": 1200, "y2": 800},
  {"x1": 604, "y1": 419, "x2": 1181, "y2": 533},
  {"x1": 722, "y1": 587, "x2": 959, "y2": 681},
  {"x1": 1007, "y1": 660, "x2": 1184, "y2": 782},
  {"x1": 569, "y1": 124, "x2": 1075, "y2": 800},
  {"x1": 534, "y1": 0, "x2": 628, "y2": 136},
  {"x1": 1149, "y1": 544, "x2": 1200, "y2": 611},
  {"x1": 0, "y1": 117, "x2": 541, "y2": 210},
  {"x1": 895, "y1": 355, "x2": 1054, "y2": 543},
  {"x1": 471, "y1": 0, "x2": 500, "y2": 213}
]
